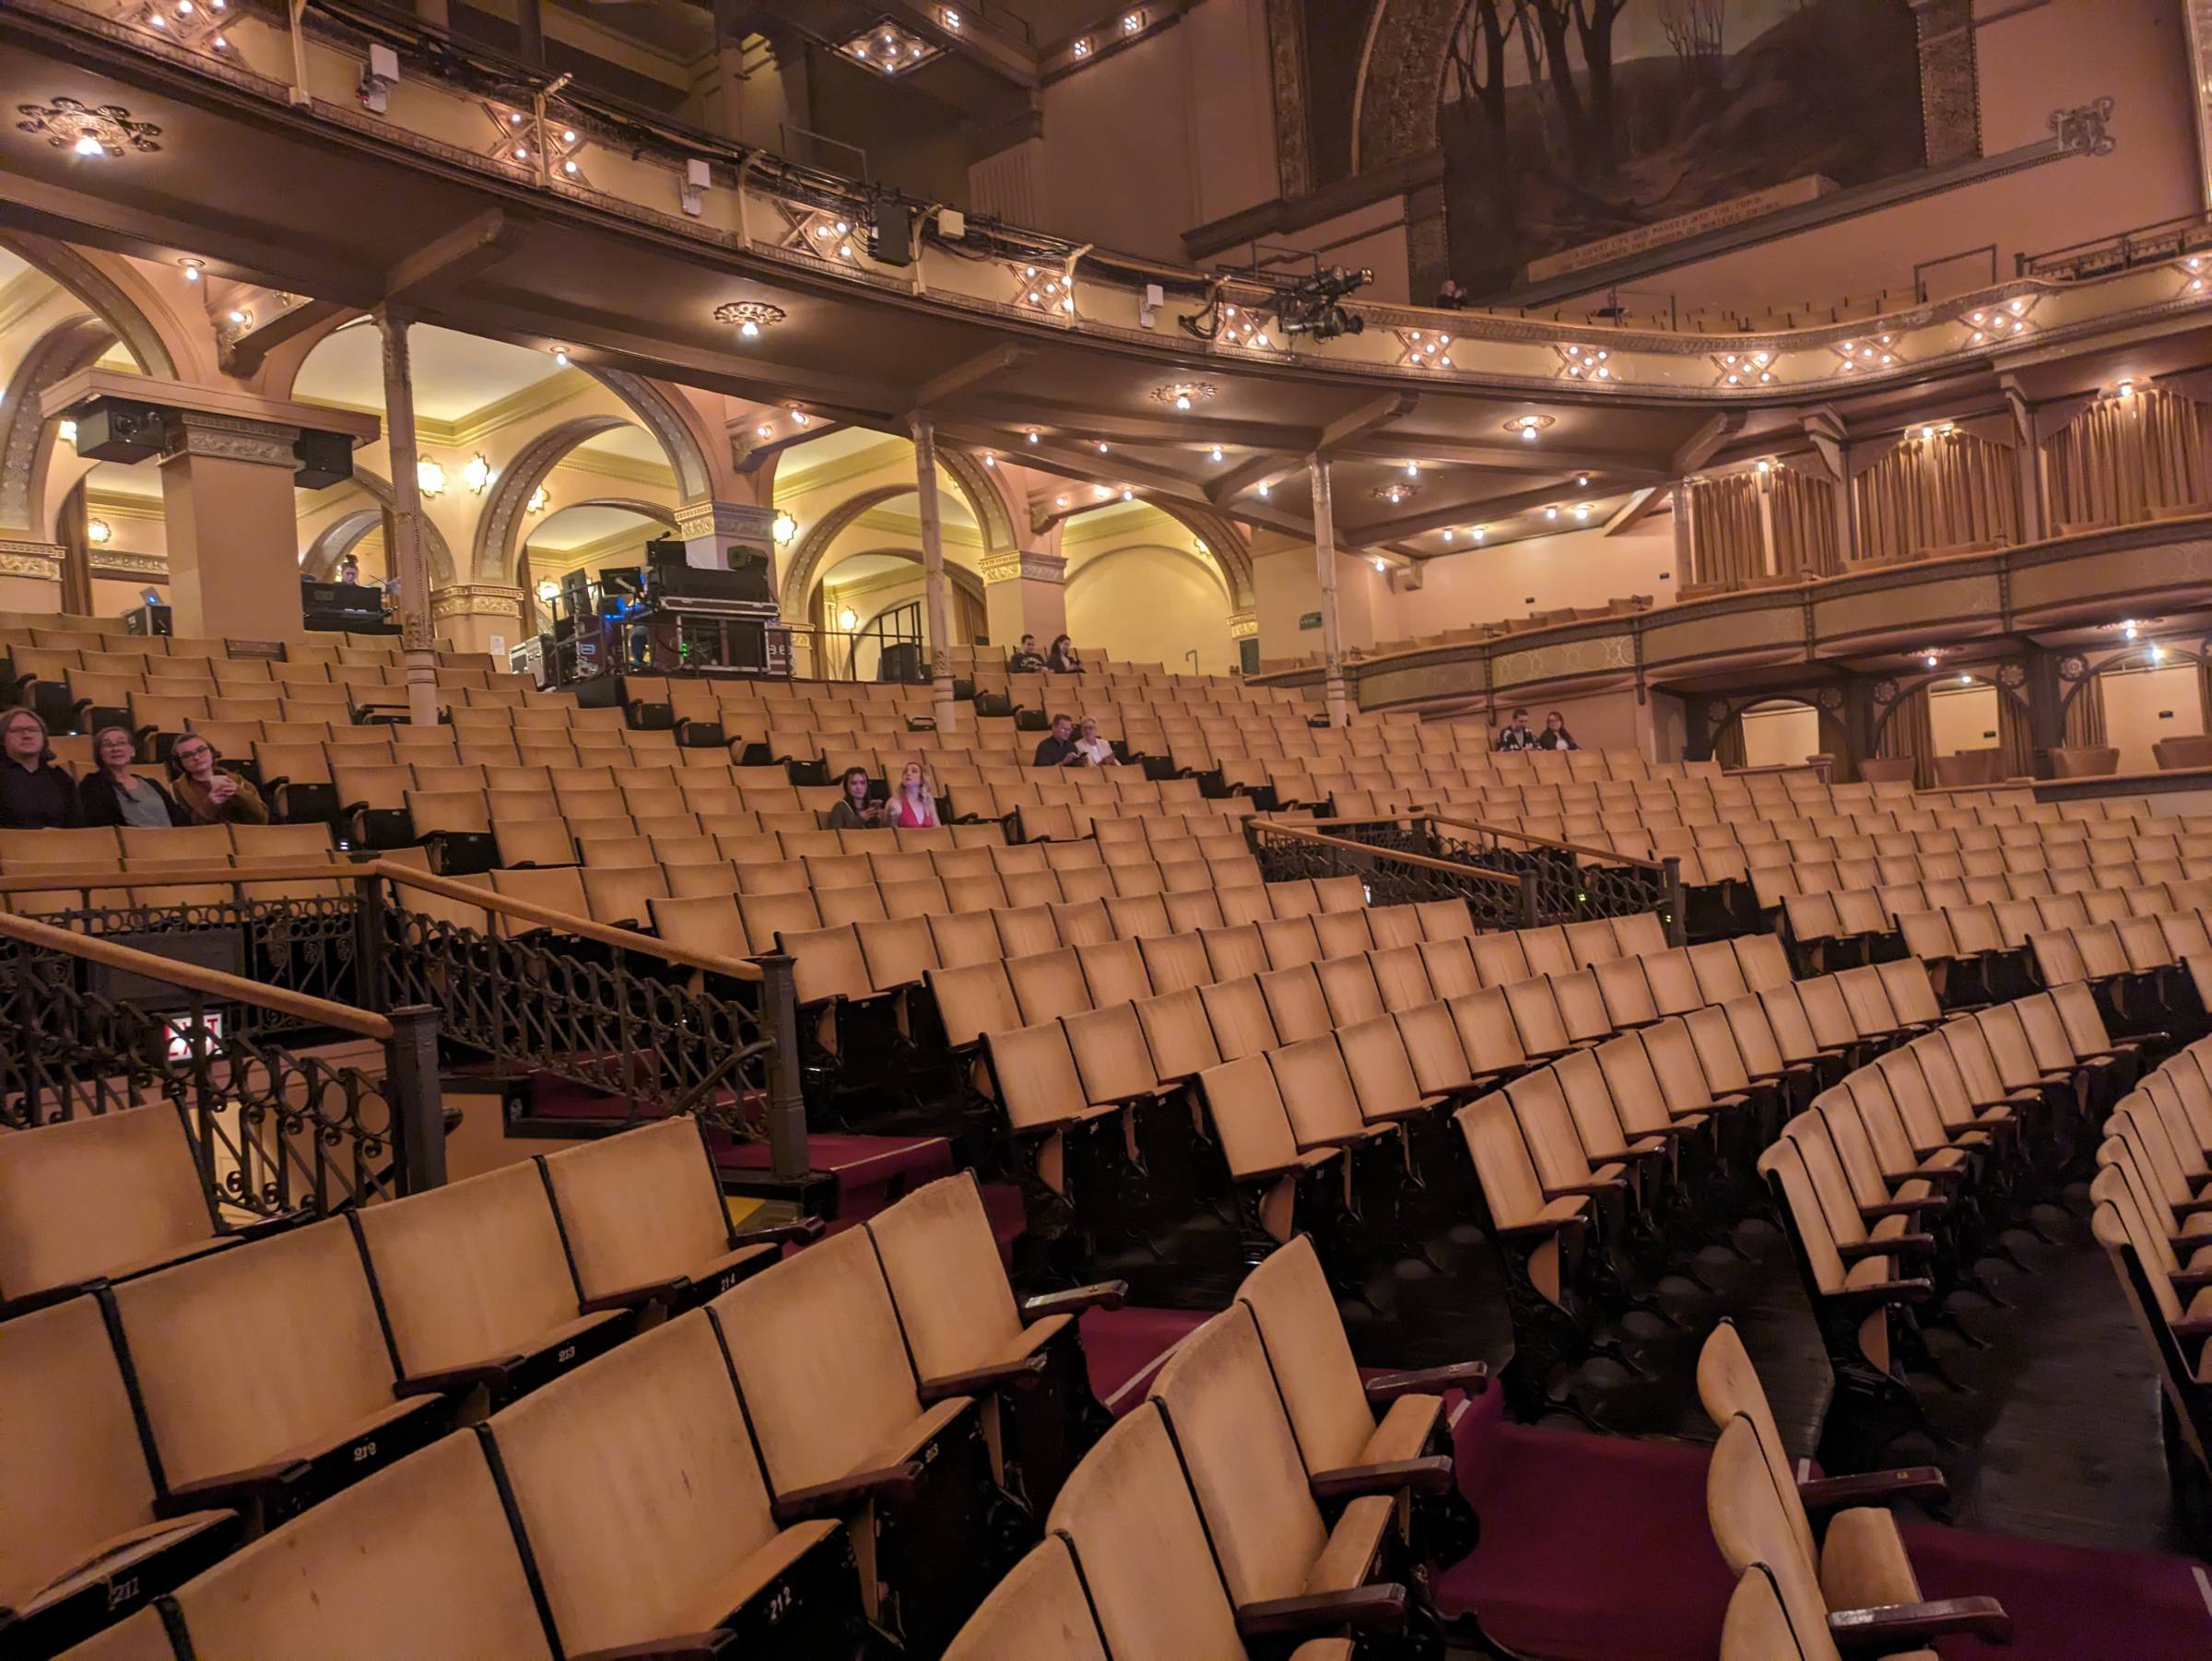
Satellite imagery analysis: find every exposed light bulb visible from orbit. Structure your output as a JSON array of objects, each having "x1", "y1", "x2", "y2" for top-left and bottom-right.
[
  {"x1": 1256, "y1": 480, "x2": 1269, "y2": 497},
  {"x1": 553, "y1": 348, "x2": 570, "y2": 366},
  {"x1": 738, "y1": 320, "x2": 759, "y2": 338},
  {"x1": 1026, "y1": 430, "x2": 1040, "y2": 444},
  {"x1": 73, "y1": 134, "x2": 104, "y2": 155}
]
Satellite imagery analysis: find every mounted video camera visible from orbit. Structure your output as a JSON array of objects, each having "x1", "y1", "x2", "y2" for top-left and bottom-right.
[{"x1": 1278, "y1": 265, "x2": 1374, "y2": 341}]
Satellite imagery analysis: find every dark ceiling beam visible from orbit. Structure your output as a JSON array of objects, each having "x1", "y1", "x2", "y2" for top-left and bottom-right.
[
  {"x1": 382, "y1": 209, "x2": 525, "y2": 304},
  {"x1": 910, "y1": 341, "x2": 1030, "y2": 412},
  {"x1": 1357, "y1": 477, "x2": 1590, "y2": 544},
  {"x1": 1206, "y1": 450, "x2": 1299, "y2": 505},
  {"x1": 1325, "y1": 431, "x2": 1673, "y2": 479},
  {"x1": 1668, "y1": 410, "x2": 1744, "y2": 476},
  {"x1": 1317, "y1": 390, "x2": 1420, "y2": 454},
  {"x1": 732, "y1": 418, "x2": 849, "y2": 473}
]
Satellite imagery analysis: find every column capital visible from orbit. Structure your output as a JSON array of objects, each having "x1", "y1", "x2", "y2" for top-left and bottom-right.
[
  {"x1": 1227, "y1": 610, "x2": 1258, "y2": 640},
  {"x1": 980, "y1": 548, "x2": 1065, "y2": 586},
  {"x1": 164, "y1": 412, "x2": 302, "y2": 469},
  {"x1": 429, "y1": 583, "x2": 524, "y2": 621},
  {"x1": 676, "y1": 498, "x2": 776, "y2": 544}
]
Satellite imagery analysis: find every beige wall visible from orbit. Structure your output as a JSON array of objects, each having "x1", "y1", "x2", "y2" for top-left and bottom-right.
[
  {"x1": 1927, "y1": 681, "x2": 2001, "y2": 757},
  {"x1": 2100, "y1": 661, "x2": 2206, "y2": 774},
  {"x1": 1065, "y1": 545, "x2": 1236, "y2": 674},
  {"x1": 1253, "y1": 541, "x2": 1400, "y2": 663},
  {"x1": 1386, "y1": 512, "x2": 1677, "y2": 642},
  {"x1": 1738, "y1": 701, "x2": 1820, "y2": 770},
  {"x1": 1550, "y1": 0, "x2": 2196, "y2": 316}
]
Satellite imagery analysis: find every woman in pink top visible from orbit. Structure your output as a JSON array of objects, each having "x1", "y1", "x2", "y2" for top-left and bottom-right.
[{"x1": 888, "y1": 760, "x2": 941, "y2": 828}]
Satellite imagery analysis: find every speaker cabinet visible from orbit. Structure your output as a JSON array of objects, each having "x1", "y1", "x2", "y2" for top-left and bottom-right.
[
  {"x1": 72, "y1": 400, "x2": 171, "y2": 464},
  {"x1": 293, "y1": 429, "x2": 355, "y2": 489}
]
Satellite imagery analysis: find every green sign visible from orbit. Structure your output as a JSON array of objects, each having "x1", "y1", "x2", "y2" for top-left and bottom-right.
[{"x1": 1298, "y1": 610, "x2": 1323, "y2": 630}]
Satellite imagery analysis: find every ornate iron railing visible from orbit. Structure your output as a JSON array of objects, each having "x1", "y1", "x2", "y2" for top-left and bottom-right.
[
  {"x1": 1252, "y1": 814, "x2": 1682, "y2": 939},
  {"x1": 1245, "y1": 818, "x2": 1535, "y2": 931},
  {"x1": 0, "y1": 911, "x2": 439, "y2": 1217}
]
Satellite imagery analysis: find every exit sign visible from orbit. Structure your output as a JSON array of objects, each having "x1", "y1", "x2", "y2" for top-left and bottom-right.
[{"x1": 1298, "y1": 610, "x2": 1323, "y2": 630}]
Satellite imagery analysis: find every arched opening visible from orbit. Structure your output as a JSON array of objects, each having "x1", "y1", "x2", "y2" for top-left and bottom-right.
[
  {"x1": 1710, "y1": 697, "x2": 1829, "y2": 772},
  {"x1": 1065, "y1": 541, "x2": 1236, "y2": 674},
  {"x1": 809, "y1": 548, "x2": 986, "y2": 682},
  {"x1": 2059, "y1": 638, "x2": 2212, "y2": 774},
  {"x1": 520, "y1": 501, "x2": 677, "y2": 633},
  {"x1": 1870, "y1": 671, "x2": 2031, "y2": 788}
]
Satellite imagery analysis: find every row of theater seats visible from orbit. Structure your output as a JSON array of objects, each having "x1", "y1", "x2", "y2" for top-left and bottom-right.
[
  {"x1": 7, "y1": 1159, "x2": 1149, "y2": 1660},
  {"x1": 1791, "y1": 877, "x2": 2212, "y2": 977},
  {"x1": 2092, "y1": 1037, "x2": 2212, "y2": 1547},
  {"x1": 1760, "y1": 982, "x2": 2148, "y2": 1469}
]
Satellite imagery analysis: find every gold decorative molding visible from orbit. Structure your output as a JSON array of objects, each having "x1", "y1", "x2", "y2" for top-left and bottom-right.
[
  {"x1": 1912, "y1": 0, "x2": 1983, "y2": 169},
  {"x1": 88, "y1": 549, "x2": 168, "y2": 580},
  {"x1": 980, "y1": 549, "x2": 1066, "y2": 586},
  {"x1": 429, "y1": 583, "x2": 524, "y2": 620},
  {"x1": 0, "y1": 536, "x2": 63, "y2": 580},
  {"x1": 1228, "y1": 611, "x2": 1258, "y2": 640}
]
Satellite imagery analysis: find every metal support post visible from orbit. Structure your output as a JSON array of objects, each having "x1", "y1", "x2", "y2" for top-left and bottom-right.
[
  {"x1": 384, "y1": 1004, "x2": 447, "y2": 1194},
  {"x1": 1662, "y1": 856, "x2": 1687, "y2": 947},
  {"x1": 1309, "y1": 454, "x2": 1348, "y2": 729},
  {"x1": 759, "y1": 952, "x2": 810, "y2": 1183}
]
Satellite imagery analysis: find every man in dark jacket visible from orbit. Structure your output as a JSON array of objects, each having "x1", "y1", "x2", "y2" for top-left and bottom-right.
[
  {"x1": 1032, "y1": 713, "x2": 1085, "y2": 767},
  {"x1": 0, "y1": 707, "x2": 80, "y2": 828}
]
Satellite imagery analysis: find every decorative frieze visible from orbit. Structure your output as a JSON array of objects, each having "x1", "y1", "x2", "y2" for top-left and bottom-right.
[
  {"x1": 429, "y1": 583, "x2": 524, "y2": 620},
  {"x1": 167, "y1": 412, "x2": 303, "y2": 469},
  {"x1": 0, "y1": 536, "x2": 63, "y2": 580},
  {"x1": 675, "y1": 499, "x2": 775, "y2": 545},
  {"x1": 979, "y1": 549, "x2": 1066, "y2": 586}
]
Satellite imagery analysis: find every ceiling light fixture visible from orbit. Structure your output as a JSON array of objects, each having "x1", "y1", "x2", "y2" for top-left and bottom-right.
[
  {"x1": 839, "y1": 606, "x2": 859, "y2": 630},
  {"x1": 713, "y1": 300, "x2": 787, "y2": 339},
  {"x1": 1026, "y1": 430, "x2": 1041, "y2": 444},
  {"x1": 1504, "y1": 414, "x2": 1555, "y2": 442},
  {"x1": 1255, "y1": 480, "x2": 1270, "y2": 498},
  {"x1": 86, "y1": 518, "x2": 112, "y2": 545},
  {"x1": 1071, "y1": 36, "x2": 1092, "y2": 58},
  {"x1": 178, "y1": 257, "x2": 202, "y2": 281},
  {"x1": 839, "y1": 18, "x2": 941, "y2": 74},
  {"x1": 20, "y1": 96, "x2": 161, "y2": 159},
  {"x1": 58, "y1": 418, "x2": 76, "y2": 445},
  {"x1": 1210, "y1": 445, "x2": 1224, "y2": 463},
  {"x1": 527, "y1": 485, "x2": 550, "y2": 513},
  {"x1": 1122, "y1": 10, "x2": 1144, "y2": 32},
  {"x1": 772, "y1": 511, "x2": 798, "y2": 545},
  {"x1": 1371, "y1": 480, "x2": 1419, "y2": 505},
  {"x1": 1151, "y1": 381, "x2": 1216, "y2": 410},
  {"x1": 552, "y1": 348, "x2": 570, "y2": 367}
]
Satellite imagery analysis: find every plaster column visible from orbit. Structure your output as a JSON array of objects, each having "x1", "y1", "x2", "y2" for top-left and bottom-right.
[
  {"x1": 157, "y1": 412, "x2": 305, "y2": 646},
  {"x1": 981, "y1": 547, "x2": 1066, "y2": 655},
  {"x1": 431, "y1": 585, "x2": 525, "y2": 660},
  {"x1": 1309, "y1": 454, "x2": 1347, "y2": 728},
  {"x1": 55, "y1": 476, "x2": 93, "y2": 616},
  {"x1": 911, "y1": 416, "x2": 958, "y2": 732},
  {"x1": 372, "y1": 308, "x2": 439, "y2": 724},
  {"x1": 1672, "y1": 483, "x2": 1694, "y2": 584},
  {"x1": 675, "y1": 498, "x2": 777, "y2": 572},
  {"x1": 1755, "y1": 470, "x2": 1780, "y2": 576}
]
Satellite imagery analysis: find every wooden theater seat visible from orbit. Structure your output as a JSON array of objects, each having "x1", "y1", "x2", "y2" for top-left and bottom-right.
[
  {"x1": 352, "y1": 1160, "x2": 638, "y2": 1408},
  {"x1": 0, "y1": 1297, "x2": 240, "y2": 1657},
  {"x1": 0, "y1": 1103, "x2": 247, "y2": 1311},
  {"x1": 535, "y1": 1116, "x2": 800, "y2": 1315},
  {"x1": 943, "y1": 1537, "x2": 1108, "y2": 1661},
  {"x1": 107, "y1": 1218, "x2": 449, "y2": 1530},
  {"x1": 865, "y1": 1172, "x2": 1125, "y2": 1511},
  {"x1": 488, "y1": 1310, "x2": 869, "y2": 1655}
]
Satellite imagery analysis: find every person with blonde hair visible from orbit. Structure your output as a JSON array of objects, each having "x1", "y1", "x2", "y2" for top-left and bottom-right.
[
  {"x1": 78, "y1": 725, "x2": 188, "y2": 828},
  {"x1": 0, "y1": 705, "x2": 79, "y2": 828},
  {"x1": 888, "y1": 759, "x2": 941, "y2": 828}
]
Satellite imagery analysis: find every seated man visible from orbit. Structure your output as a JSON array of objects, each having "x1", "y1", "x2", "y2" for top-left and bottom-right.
[
  {"x1": 1007, "y1": 633, "x2": 1047, "y2": 674},
  {"x1": 1495, "y1": 707, "x2": 1536, "y2": 751},
  {"x1": 1033, "y1": 713, "x2": 1086, "y2": 768}
]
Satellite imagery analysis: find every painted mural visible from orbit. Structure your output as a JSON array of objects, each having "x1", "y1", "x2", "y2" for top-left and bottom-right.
[{"x1": 1440, "y1": 0, "x2": 1926, "y2": 297}]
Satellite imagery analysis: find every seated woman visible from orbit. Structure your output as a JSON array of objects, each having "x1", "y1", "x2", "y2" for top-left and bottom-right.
[
  {"x1": 1072, "y1": 716, "x2": 1117, "y2": 767},
  {"x1": 167, "y1": 732, "x2": 269, "y2": 826},
  {"x1": 1537, "y1": 711, "x2": 1581, "y2": 751},
  {"x1": 887, "y1": 760, "x2": 942, "y2": 828},
  {"x1": 0, "y1": 706, "x2": 79, "y2": 829},
  {"x1": 827, "y1": 765, "x2": 885, "y2": 830},
  {"x1": 1046, "y1": 634, "x2": 1084, "y2": 674},
  {"x1": 78, "y1": 725, "x2": 189, "y2": 827}
]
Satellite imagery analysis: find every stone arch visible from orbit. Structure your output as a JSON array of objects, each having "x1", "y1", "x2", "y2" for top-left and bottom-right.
[
  {"x1": 936, "y1": 444, "x2": 1019, "y2": 552},
  {"x1": 1150, "y1": 502, "x2": 1253, "y2": 607},
  {"x1": 587, "y1": 370, "x2": 715, "y2": 504},
  {"x1": 0, "y1": 313, "x2": 112, "y2": 536},
  {"x1": 1348, "y1": 0, "x2": 1462, "y2": 175},
  {"x1": 810, "y1": 544, "x2": 987, "y2": 614},
  {"x1": 300, "y1": 508, "x2": 383, "y2": 577},
  {"x1": 0, "y1": 235, "x2": 191, "y2": 381},
  {"x1": 1065, "y1": 540, "x2": 1235, "y2": 608},
  {"x1": 324, "y1": 467, "x2": 456, "y2": 584},
  {"x1": 560, "y1": 496, "x2": 678, "y2": 528},
  {"x1": 470, "y1": 414, "x2": 635, "y2": 583},
  {"x1": 778, "y1": 483, "x2": 913, "y2": 618}
]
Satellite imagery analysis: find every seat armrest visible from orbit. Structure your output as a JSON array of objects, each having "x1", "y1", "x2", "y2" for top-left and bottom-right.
[
  {"x1": 1365, "y1": 1360, "x2": 1488, "y2": 1403},
  {"x1": 1540, "y1": 1179, "x2": 1626, "y2": 1198},
  {"x1": 571, "y1": 1633, "x2": 737, "y2": 1660},
  {"x1": 734, "y1": 1216, "x2": 826, "y2": 1248},
  {"x1": 1838, "y1": 1233, "x2": 1936, "y2": 1262},
  {"x1": 2174, "y1": 1195, "x2": 2212, "y2": 1219},
  {"x1": 1494, "y1": 1213, "x2": 1585, "y2": 1242},
  {"x1": 1861, "y1": 1196, "x2": 1947, "y2": 1219},
  {"x1": 155, "y1": 1457, "x2": 312, "y2": 1519},
  {"x1": 1798, "y1": 1467, "x2": 1947, "y2": 1514},
  {"x1": 916, "y1": 1353, "x2": 1050, "y2": 1405},
  {"x1": 1020, "y1": 1279, "x2": 1129, "y2": 1321},
  {"x1": 1309, "y1": 1455, "x2": 1457, "y2": 1501},
  {"x1": 579, "y1": 1275, "x2": 690, "y2": 1313},
  {"x1": 1828, "y1": 1596, "x2": 2010, "y2": 1651},
  {"x1": 1829, "y1": 1277, "x2": 1935, "y2": 1313},
  {"x1": 1235, "y1": 1584, "x2": 1409, "y2": 1639},
  {"x1": 771, "y1": 1460, "x2": 923, "y2": 1525},
  {"x1": 2168, "y1": 1315, "x2": 2212, "y2": 1341},
  {"x1": 228, "y1": 1207, "x2": 321, "y2": 1243},
  {"x1": 2171, "y1": 1267, "x2": 2212, "y2": 1293},
  {"x1": 394, "y1": 1360, "x2": 518, "y2": 1399}
]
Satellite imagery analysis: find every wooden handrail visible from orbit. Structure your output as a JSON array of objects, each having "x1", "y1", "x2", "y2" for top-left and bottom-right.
[
  {"x1": 0, "y1": 856, "x2": 766, "y2": 984},
  {"x1": 1247, "y1": 818, "x2": 1522, "y2": 888},
  {"x1": 1427, "y1": 814, "x2": 1666, "y2": 872},
  {"x1": 0, "y1": 910, "x2": 394, "y2": 1040},
  {"x1": 366, "y1": 860, "x2": 766, "y2": 984}
]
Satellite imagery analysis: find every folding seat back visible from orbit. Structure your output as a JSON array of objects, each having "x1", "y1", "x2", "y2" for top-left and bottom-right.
[
  {"x1": 1416, "y1": 898, "x2": 1476, "y2": 941},
  {"x1": 930, "y1": 961, "x2": 1021, "y2": 1053},
  {"x1": 1455, "y1": 1090, "x2": 1583, "y2": 1245},
  {"x1": 108, "y1": 1217, "x2": 426, "y2": 1505},
  {"x1": 1451, "y1": 985, "x2": 1532, "y2": 1077},
  {"x1": 1611, "y1": 912, "x2": 1669, "y2": 956},
  {"x1": 1418, "y1": 936, "x2": 1481, "y2": 999},
  {"x1": 1201, "y1": 923, "x2": 1269, "y2": 984},
  {"x1": 994, "y1": 904, "x2": 1060, "y2": 960},
  {"x1": 1834, "y1": 965, "x2": 1901, "y2": 1040},
  {"x1": 1642, "y1": 947, "x2": 1703, "y2": 1016},
  {"x1": 1008, "y1": 946, "x2": 1091, "y2": 1025},
  {"x1": 535, "y1": 1117, "x2": 769, "y2": 1308},
  {"x1": 1470, "y1": 932, "x2": 1532, "y2": 987},
  {"x1": 0, "y1": 1293, "x2": 241, "y2": 1654},
  {"x1": 353, "y1": 1160, "x2": 620, "y2": 1393},
  {"x1": 943, "y1": 1537, "x2": 1108, "y2": 1661},
  {"x1": 1688, "y1": 939, "x2": 1750, "y2": 1004},
  {"x1": 1367, "y1": 944, "x2": 1436, "y2": 1014},
  {"x1": 0, "y1": 1103, "x2": 223, "y2": 1306},
  {"x1": 490, "y1": 1310, "x2": 846, "y2": 1657},
  {"x1": 1044, "y1": 1404, "x2": 1247, "y2": 1661},
  {"x1": 1366, "y1": 904, "x2": 1426, "y2": 950},
  {"x1": 1591, "y1": 954, "x2": 1659, "y2": 1029},
  {"x1": 1683, "y1": 1004, "x2": 1755, "y2": 1096},
  {"x1": 1134, "y1": 985, "x2": 1224, "y2": 1083},
  {"x1": 1640, "y1": 1017, "x2": 1724, "y2": 1118},
  {"x1": 1704, "y1": 1416, "x2": 1835, "y2": 1654},
  {"x1": 1265, "y1": 1035, "x2": 1369, "y2": 1148},
  {"x1": 1500, "y1": 974, "x2": 1576, "y2": 1058},
  {"x1": 1200, "y1": 974, "x2": 1280, "y2": 1061},
  {"x1": 163, "y1": 1431, "x2": 551, "y2": 1661},
  {"x1": 1506, "y1": 1066, "x2": 1616, "y2": 1194},
  {"x1": 984, "y1": 1020, "x2": 1094, "y2": 1131},
  {"x1": 1257, "y1": 913, "x2": 1324, "y2": 971},
  {"x1": 1258, "y1": 964, "x2": 1333, "y2": 1043}
]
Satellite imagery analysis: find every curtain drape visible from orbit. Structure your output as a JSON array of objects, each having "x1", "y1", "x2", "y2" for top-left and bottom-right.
[
  {"x1": 2063, "y1": 674, "x2": 2109, "y2": 748},
  {"x1": 1770, "y1": 469, "x2": 1840, "y2": 577},
  {"x1": 952, "y1": 580, "x2": 987, "y2": 649},
  {"x1": 1877, "y1": 685, "x2": 1937, "y2": 789},
  {"x1": 1686, "y1": 476, "x2": 1764, "y2": 587},
  {"x1": 2042, "y1": 387, "x2": 2212, "y2": 531},
  {"x1": 1994, "y1": 688, "x2": 2033, "y2": 782},
  {"x1": 1852, "y1": 432, "x2": 2020, "y2": 563},
  {"x1": 1712, "y1": 713, "x2": 1747, "y2": 770}
]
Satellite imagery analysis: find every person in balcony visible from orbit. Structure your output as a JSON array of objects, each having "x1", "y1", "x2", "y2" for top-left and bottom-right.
[
  {"x1": 0, "y1": 706, "x2": 79, "y2": 829},
  {"x1": 78, "y1": 725, "x2": 189, "y2": 828},
  {"x1": 1538, "y1": 711, "x2": 1581, "y2": 751},
  {"x1": 1495, "y1": 708, "x2": 1537, "y2": 751},
  {"x1": 888, "y1": 760, "x2": 942, "y2": 828},
  {"x1": 1007, "y1": 633, "x2": 1048, "y2": 673},
  {"x1": 1073, "y1": 716, "x2": 1118, "y2": 767},
  {"x1": 827, "y1": 765, "x2": 884, "y2": 830},
  {"x1": 167, "y1": 732, "x2": 268, "y2": 826},
  {"x1": 1047, "y1": 634, "x2": 1085, "y2": 674},
  {"x1": 1033, "y1": 713, "x2": 1086, "y2": 768}
]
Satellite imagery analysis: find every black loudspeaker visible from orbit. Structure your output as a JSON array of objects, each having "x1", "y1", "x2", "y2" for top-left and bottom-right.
[
  {"x1": 868, "y1": 206, "x2": 915, "y2": 266},
  {"x1": 879, "y1": 642, "x2": 924, "y2": 683},
  {"x1": 73, "y1": 400, "x2": 171, "y2": 464},
  {"x1": 294, "y1": 429, "x2": 355, "y2": 489}
]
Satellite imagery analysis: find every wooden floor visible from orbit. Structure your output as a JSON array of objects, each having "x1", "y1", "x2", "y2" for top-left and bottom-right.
[{"x1": 1097, "y1": 1178, "x2": 2189, "y2": 1560}]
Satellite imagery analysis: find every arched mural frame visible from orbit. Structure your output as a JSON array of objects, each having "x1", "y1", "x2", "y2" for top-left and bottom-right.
[
  {"x1": 0, "y1": 313, "x2": 112, "y2": 536},
  {"x1": 0, "y1": 233, "x2": 184, "y2": 380},
  {"x1": 302, "y1": 467, "x2": 456, "y2": 583},
  {"x1": 470, "y1": 414, "x2": 638, "y2": 582}
]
